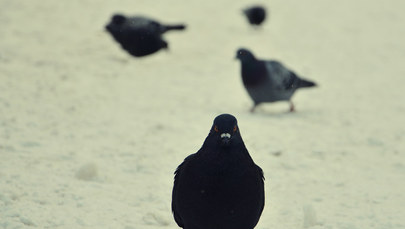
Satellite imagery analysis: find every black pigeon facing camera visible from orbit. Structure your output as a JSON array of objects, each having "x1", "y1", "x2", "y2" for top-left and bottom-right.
[
  {"x1": 105, "y1": 14, "x2": 186, "y2": 57},
  {"x1": 236, "y1": 48, "x2": 317, "y2": 112},
  {"x1": 172, "y1": 114, "x2": 264, "y2": 229},
  {"x1": 243, "y1": 6, "x2": 267, "y2": 26}
]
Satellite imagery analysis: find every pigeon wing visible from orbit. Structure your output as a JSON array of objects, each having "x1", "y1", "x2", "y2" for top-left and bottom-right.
[
  {"x1": 257, "y1": 165, "x2": 265, "y2": 219},
  {"x1": 264, "y1": 61, "x2": 301, "y2": 90},
  {"x1": 172, "y1": 154, "x2": 196, "y2": 227}
]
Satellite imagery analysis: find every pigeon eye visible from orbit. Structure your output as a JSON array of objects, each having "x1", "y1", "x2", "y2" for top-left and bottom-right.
[
  {"x1": 214, "y1": 126, "x2": 219, "y2": 132},
  {"x1": 233, "y1": 125, "x2": 237, "y2": 132}
]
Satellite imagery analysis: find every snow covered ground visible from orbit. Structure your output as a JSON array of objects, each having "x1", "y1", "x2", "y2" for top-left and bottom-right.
[{"x1": 1, "y1": 0, "x2": 404, "y2": 228}]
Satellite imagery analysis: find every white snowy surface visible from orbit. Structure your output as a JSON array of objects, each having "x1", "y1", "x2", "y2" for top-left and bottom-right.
[{"x1": 1, "y1": 0, "x2": 404, "y2": 228}]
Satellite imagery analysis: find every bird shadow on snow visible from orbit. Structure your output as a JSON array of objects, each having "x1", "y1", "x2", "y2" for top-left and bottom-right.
[
  {"x1": 246, "y1": 107, "x2": 320, "y2": 119},
  {"x1": 107, "y1": 55, "x2": 131, "y2": 64}
]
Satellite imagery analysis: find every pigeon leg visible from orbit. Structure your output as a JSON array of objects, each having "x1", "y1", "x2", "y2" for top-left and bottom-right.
[
  {"x1": 250, "y1": 103, "x2": 258, "y2": 113},
  {"x1": 250, "y1": 106, "x2": 256, "y2": 113},
  {"x1": 289, "y1": 101, "x2": 295, "y2": 112}
]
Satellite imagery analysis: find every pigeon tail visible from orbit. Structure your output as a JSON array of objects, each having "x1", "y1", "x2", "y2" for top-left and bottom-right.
[
  {"x1": 298, "y1": 79, "x2": 316, "y2": 88},
  {"x1": 161, "y1": 24, "x2": 186, "y2": 33}
]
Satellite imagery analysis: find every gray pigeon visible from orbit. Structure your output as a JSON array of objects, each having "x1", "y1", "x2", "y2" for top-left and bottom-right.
[{"x1": 236, "y1": 48, "x2": 317, "y2": 112}]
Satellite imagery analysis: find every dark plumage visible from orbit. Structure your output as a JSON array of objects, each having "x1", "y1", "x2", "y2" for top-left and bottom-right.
[
  {"x1": 172, "y1": 114, "x2": 265, "y2": 229},
  {"x1": 105, "y1": 14, "x2": 186, "y2": 57},
  {"x1": 236, "y1": 48, "x2": 317, "y2": 112},
  {"x1": 243, "y1": 6, "x2": 267, "y2": 26}
]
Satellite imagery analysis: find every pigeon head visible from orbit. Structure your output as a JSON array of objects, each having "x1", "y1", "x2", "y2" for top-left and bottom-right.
[
  {"x1": 112, "y1": 14, "x2": 126, "y2": 25},
  {"x1": 105, "y1": 14, "x2": 127, "y2": 33},
  {"x1": 236, "y1": 48, "x2": 256, "y2": 62},
  {"x1": 210, "y1": 114, "x2": 240, "y2": 147}
]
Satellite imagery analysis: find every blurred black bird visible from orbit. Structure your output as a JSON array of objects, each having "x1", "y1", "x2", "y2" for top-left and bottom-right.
[
  {"x1": 236, "y1": 48, "x2": 317, "y2": 112},
  {"x1": 105, "y1": 14, "x2": 186, "y2": 57},
  {"x1": 243, "y1": 6, "x2": 267, "y2": 26},
  {"x1": 172, "y1": 114, "x2": 265, "y2": 229}
]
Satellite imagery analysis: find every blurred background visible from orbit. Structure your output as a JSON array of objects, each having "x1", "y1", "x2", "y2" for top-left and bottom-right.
[{"x1": 0, "y1": 0, "x2": 404, "y2": 228}]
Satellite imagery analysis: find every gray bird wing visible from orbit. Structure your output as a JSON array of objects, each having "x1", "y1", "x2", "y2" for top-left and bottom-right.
[
  {"x1": 264, "y1": 60, "x2": 301, "y2": 90},
  {"x1": 127, "y1": 16, "x2": 154, "y2": 26},
  {"x1": 127, "y1": 16, "x2": 161, "y2": 33}
]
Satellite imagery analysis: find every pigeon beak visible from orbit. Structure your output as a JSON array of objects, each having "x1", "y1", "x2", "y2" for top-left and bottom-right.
[{"x1": 220, "y1": 133, "x2": 231, "y2": 145}]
